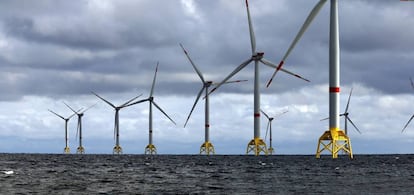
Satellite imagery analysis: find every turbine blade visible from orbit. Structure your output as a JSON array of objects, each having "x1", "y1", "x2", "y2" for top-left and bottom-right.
[
  {"x1": 345, "y1": 88, "x2": 353, "y2": 113},
  {"x1": 402, "y1": 114, "x2": 414, "y2": 133},
  {"x1": 81, "y1": 103, "x2": 97, "y2": 114},
  {"x1": 208, "y1": 58, "x2": 253, "y2": 96},
  {"x1": 320, "y1": 117, "x2": 329, "y2": 121},
  {"x1": 260, "y1": 109, "x2": 270, "y2": 120},
  {"x1": 347, "y1": 116, "x2": 362, "y2": 134},
  {"x1": 184, "y1": 86, "x2": 205, "y2": 128},
  {"x1": 217, "y1": 79, "x2": 249, "y2": 85},
  {"x1": 150, "y1": 62, "x2": 159, "y2": 97},
  {"x1": 48, "y1": 109, "x2": 65, "y2": 120},
  {"x1": 179, "y1": 43, "x2": 206, "y2": 83},
  {"x1": 282, "y1": 0, "x2": 327, "y2": 63},
  {"x1": 152, "y1": 101, "x2": 176, "y2": 125},
  {"x1": 92, "y1": 92, "x2": 116, "y2": 108},
  {"x1": 265, "y1": 0, "x2": 326, "y2": 87},
  {"x1": 245, "y1": 0, "x2": 256, "y2": 55},
  {"x1": 125, "y1": 98, "x2": 149, "y2": 107},
  {"x1": 276, "y1": 110, "x2": 289, "y2": 118},
  {"x1": 121, "y1": 93, "x2": 144, "y2": 108},
  {"x1": 63, "y1": 102, "x2": 78, "y2": 114},
  {"x1": 260, "y1": 58, "x2": 310, "y2": 87},
  {"x1": 68, "y1": 112, "x2": 77, "y2": 120},
  {"x1": 410, "y1": 77, "x2": 414, "y2": 90}
]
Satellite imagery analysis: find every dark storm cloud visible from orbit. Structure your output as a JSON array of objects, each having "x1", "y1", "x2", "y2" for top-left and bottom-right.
[{"x1": 0, "y1": 0, "x2": 413, "y2": 101}]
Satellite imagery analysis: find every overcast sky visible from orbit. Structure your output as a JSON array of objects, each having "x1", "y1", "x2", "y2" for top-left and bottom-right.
[{"x1": 0, "y1": 0, "x2": 413, "y2": 155}]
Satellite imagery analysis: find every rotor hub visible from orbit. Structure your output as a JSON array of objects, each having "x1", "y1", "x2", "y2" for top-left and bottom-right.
[{"x1": 252, "y1": 52, "x2": 264, "y2": 60}]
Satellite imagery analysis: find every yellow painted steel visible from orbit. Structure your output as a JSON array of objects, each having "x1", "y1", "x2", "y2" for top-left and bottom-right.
[
  {"x1": 316, "y1": 128, "x2": 353, "y2": 159},
  {"x1": 246, "y1": 137, "x2": 268, "y2": 156},
  {"x1": 200, "y1": 141, "x2": 215, "y2": 155},
  {"x1": 113, "y1": 145, "x2": 122, "y2": 154},
  {"x1": 145, "y1": 144, "x2": 157, "y2": 155},
  {"x1": 76, "y1": 146, "x2": 85, "y2": 154},
  {"x1": 64, "y1": 147, "x2": 70, "y2": 154}
]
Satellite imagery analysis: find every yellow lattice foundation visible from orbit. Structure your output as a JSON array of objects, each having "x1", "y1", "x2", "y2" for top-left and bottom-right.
[
  {"x1": 76, "y1": 146, "x2": 85, "y2": 154},
  {"x1": 145, "y1": 144, "x2": 157, "y2": 155},
  {"x1": 113, "y1": 145, "x2": 122, "y2": 154},
  {"x1": 316, "y1": 129, "x2": 353, "y2": 159},
  {"x1": 200, "y1": 141, "x2": 215, "y2": 155},
  {"x1": 246, "y1": 137, "x2": 268, "y2": 156},
  {"x1": 64, "y1": 147, "x2": 70, "y2": 154}
]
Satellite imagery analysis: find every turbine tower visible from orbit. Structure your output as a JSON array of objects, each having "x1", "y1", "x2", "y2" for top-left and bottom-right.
[
  {"x1": 126, "y1": 63, "x2": 176, "y2": 154},
  {"x1": 92, "y1": 92, "x2": 142, "y2": 154},
  {"x1": 180, "y1": 43, "x2": 247, "y2": 155},
  {"x1": 64, "y1": 103, "x2": 95, "y2": 154},
  {"x1": 401, "y1": 78, "x2": 414, "y2": 133},
  {"x1": 260, "y1": 109, "x2": 288, "y2": 155},
  {"x1": 48, "y1": 109, "x2": 77, "y2": 154},
  {"x1": 270, "y1": 0, "x2": 352, "y2": 158},
  {"x1": 208, "y1": 0, "x2": 309, "y2": 155}
]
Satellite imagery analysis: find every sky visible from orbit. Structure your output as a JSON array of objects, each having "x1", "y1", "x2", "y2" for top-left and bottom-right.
[{"x1": 0, "y1": 0, "x2": 413, "y2": 155}]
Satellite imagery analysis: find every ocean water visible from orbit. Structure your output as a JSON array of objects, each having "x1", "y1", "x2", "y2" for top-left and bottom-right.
[{"x1": 0, "y1": 154, "x2": 413, "y2": 194}]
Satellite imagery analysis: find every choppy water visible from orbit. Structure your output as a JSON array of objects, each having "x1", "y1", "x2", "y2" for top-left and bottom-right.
[{"x1": 0, "y1": 154, "x2": 413, "y2": 194}]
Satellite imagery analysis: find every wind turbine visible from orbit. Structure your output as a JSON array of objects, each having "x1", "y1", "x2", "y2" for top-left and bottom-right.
[
  {"x1": 260, "y1": 109, "x2": 288, "y2": 155},
  {"x1": 92, "y1": 92, "x2": 142, "y2": 154},
  {"x1": 321, "y1": 88, "x2": 362, "y2": 136},
  {"x1": 126, "y1": 63, "x2": 176, "y2": 154},
  {"x1": 269, "y1": 0, "x2": 352, "y2": 158},
  {"x1": 208, "y1": 0, "x2": 310, "y2": 155},
  {"x1": 180, "y1": 43, "x2": 247, "y2": 155},
  {"x1": 64, "y1": 102, "x2": 96, "y2": 154},
  {"x1": 402, "y1": 78, "x2": 414, "y2": 133},
  {"x1": 48, "y1": 109, "x2": 77, "y2": 154}
]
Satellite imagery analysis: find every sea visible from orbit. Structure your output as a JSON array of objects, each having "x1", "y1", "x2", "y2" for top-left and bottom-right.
[{"x1": 0, "y1": 154, "x2": 413, "y2": 194}]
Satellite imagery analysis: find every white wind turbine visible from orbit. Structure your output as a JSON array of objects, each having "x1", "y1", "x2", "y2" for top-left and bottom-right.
[
  {"x1": 402, "y1": 78, "x2": 414, "y2": 133},
  {"x1": 180, "y1": 43, "x2": 247, "y2": 155},
  {"x1": 92, "y1": 92, "x2": 142, "y2": 154},
  {"x1": 267, "y1": 0, "x2": 353, "y2": 158},
  {"x1": 64, "y1": 102, "x2": 96, "y2": 154},
  {"x1": 126, "y1": 63, "x2": 176, "y2": 154},
  {"x1": 321, "y1": 88, "x2": 362, "y2": 135},
  {"x1": 261, "y1": 109, "x2": 288, "y2": 155},
  {"x1": 208, "y1": 0, "x2": 310, "y2": 155},
  {"x1": 48, "y1": 109, "x2": 77, "y2": 154}
]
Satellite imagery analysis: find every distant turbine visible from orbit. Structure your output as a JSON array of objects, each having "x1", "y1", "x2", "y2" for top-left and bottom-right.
[
  {"x1": 64, "y1": 102, "x2": 96, "y2": 154},
  {"x1": 180, "y1": 43, "x2": 247, "y2": 155},
  {"x1": 402, "y1": 77, "x2": 414, "y2": 133},
  {"x1": 126, "y1": 63, "x2": 176, "y2": 154},
  {"x1": 208, "y1": 0, "x2": 309, "y2": 155},
  {"x1": 48, "y1": 109, "x2": 77, "y2": 154},
  {"x1": 321, "y1": 88, "x2": 362, "y2": 135},
  {"x1": 92, "y1": 92, "x2": 142, "y2": 154},
  {"x1": 260, "y1": 109, "x2": 288, "y2": 155}
]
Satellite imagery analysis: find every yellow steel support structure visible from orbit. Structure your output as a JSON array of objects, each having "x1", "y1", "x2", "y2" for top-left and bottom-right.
[
  {"x1": 76, "y1": 146, "x2": 85, "y2": 154},
  {"x1": 113, "y1": 145, "x2": 122, "y2": 154},
  {"x1": 246, "y1": 137, "x2": 268, "y2": 156},
  {"x1": 200, "y1": 141, "x2": 215, "y2": 155},
  {"x1": 145, "y1": 144, "x2": 157, "y2": 155},
  {"x1": 64, "y1": 147, "x2": 70, "y2": 154},
  {"x1": 316, "y1": 129, "x2": 353, "y2": 159}
]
